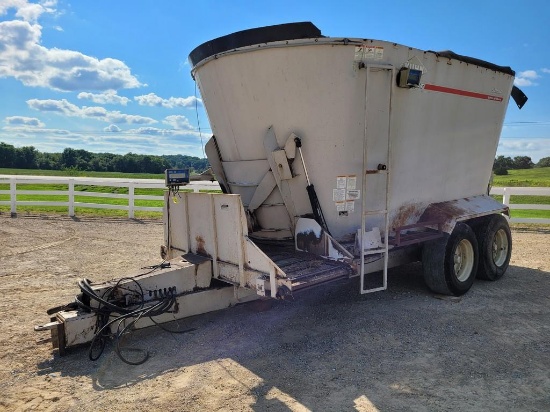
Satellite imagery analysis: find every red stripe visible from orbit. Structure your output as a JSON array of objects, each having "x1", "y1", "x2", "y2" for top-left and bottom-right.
[{"x1": 424, "y1": 84, "x2": 503, "y2": 102}]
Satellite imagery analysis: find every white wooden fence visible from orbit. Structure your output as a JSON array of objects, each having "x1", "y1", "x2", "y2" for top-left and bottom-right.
[
  {"x1": 1, "y1": 175, "x2": 549, "y2": 223},
  {"x1": 0, "y1": 175, "x2": 220, "y2": 218},
  {"x1": 489, "y1": 186, "x2": 550, "y2": 224}
]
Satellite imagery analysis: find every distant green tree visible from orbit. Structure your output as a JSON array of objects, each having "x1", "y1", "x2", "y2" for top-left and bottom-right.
[
  {"x1": 0, "y1": 142, "x2": 16, "y2": 168},
  {"x1": 61, "y1": 148, "x2": 78, "y2": 169},
  {"x1": 15, "y1": 146, "x2": 38, "y2": 168},
  {"x1": 535, "y1": 157, "x2": 550, "y2": 168},
  {"x1": 493, "y1": 156, "x2": 513, "y2": 173},
  {"x1": 0, "y1": 141, "x2": 208, "y2": 174},
  {"x1": 162, "y1": 154, "x2": 209, "y2": 173},
  {"x1": 512, "y1": 156, "x2": 534, "y2": 170},
  {"x1": 37, "y1": 152, "x2": 61, "y2": 170}
]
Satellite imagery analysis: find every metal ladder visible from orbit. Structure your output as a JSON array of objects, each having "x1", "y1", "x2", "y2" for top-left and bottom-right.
[{"x1": 360, "y1": 63, "x2": 393, "y2": 294}]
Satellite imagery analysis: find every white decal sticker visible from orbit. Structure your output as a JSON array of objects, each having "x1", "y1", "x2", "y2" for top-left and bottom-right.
[
  {"x1": 337, "y1": 176, "x2": 347, "y2": 189},
  {"x1": 336, "y1": 202, "x2": 345, "y2": 212},
  {"x1": 333, "y1": 188, "x2": 346, "y2": 202},
  {"x1": 347, "y1": 189, "x2": 360, "y2": 200},
  {"x1": 365, "y1": 47, "x2": 375, "y2": 59},
  {"x1": 356, "y1": 45, "x2": 384, "y2": 61},
  {"x1": 347, "y1": 176, "x2": 357, "y2": 190},
  {"x1": 363, "y1": 46, "x2": 384, "y2": 60},
  {"x1": 354, "y1": 46, "x2": 364, "y2": 61},
  {"x1": 345, "y1": 201, "x2": 355, "y2": 212}
]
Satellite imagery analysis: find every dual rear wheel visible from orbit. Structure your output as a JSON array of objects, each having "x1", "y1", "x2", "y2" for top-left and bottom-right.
[{"x1": 422, "y1": 214, "x2": 511, "y2": 296}]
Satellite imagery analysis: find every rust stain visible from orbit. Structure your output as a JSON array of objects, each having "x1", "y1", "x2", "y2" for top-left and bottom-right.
[
  {"x1": 419, "y1": 201, "x2": 468, "y2": 233},
  {"x1": 195, "y1": 235, "x2": 208, "y2": 256},
  {"x1": 390, "y1": 203, "x2": 424, "y2": 229}
]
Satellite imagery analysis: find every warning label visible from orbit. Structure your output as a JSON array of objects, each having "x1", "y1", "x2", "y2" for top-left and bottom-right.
[{"x1": 354, "y1": 45, "x2": 384, "y2": 61}]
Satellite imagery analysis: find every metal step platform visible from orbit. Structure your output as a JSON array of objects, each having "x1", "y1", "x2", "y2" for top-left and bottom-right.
[{"x1": 256, "y1": 241, "x2": 353, "y2": 292}]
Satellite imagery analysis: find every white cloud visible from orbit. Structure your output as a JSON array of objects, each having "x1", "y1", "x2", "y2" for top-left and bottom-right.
[
  {"x1": 518, "y1": 70, "x2": 539, "y2": 79},
  {"x1": 106, "y1": 111, "x2": 156, "y2": 125},
  {"x1": 0, "y1": 124, "x2": 205, "y2": 157},
  {"x1": 0, "y1": 0, "x2": 56, "y2": 23},
  {"x1": 4, "y1": 115, "x2": 44, "y2": 127},
  {"x1": 125, "y1": 126, "x2": 201, "y2": 137},
  {"x1": 104, "y1": 124, "x2": 121, "y2": 132},
  {"x1": 541, "y1": 68, "x2": 550, "y2": 74},
  {"x1": 0, "y1": 8, "x2": 143, "y2": 91},
  {"x1": 2, "y1": 125, "x2": 70, "y2": 135},
  {"x1": 514, "y1": 70, "x2": 540, "y2": 87},
  {"x1": 78, "y1": 90, "x2": 130, "y2": 106},
  {"x1": 497, "y1": 137, "x2": 550, "y2": 163},
  {"x1": 27, "y1": 98, "x2": 79, "y2": 114},
  {"x1": 134, "y1": 93, "x2": 201, "y2": 108},
  {"x1": 27, "y1": 98, "x2": 157, "y2": 125},
  {"x1": 163, "y1": 115, "x2": 194, "y2": 130}
]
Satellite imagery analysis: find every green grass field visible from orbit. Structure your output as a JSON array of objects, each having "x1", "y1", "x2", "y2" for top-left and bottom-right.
[
  {"x1": 489, "y1": 167, "x2": 550, "y2": 219},
  {"x1": 492, "y1": 167, "x2": 550, "y2": 187},
  {"x1": 0, "y1": 167, "x2": 164, "y2": 179},
  {"x1": 1, "y1": 167, "x2": 549, "y2": 220}
]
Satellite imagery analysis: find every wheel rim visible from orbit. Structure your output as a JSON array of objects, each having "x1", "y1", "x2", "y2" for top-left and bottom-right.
[
  {"x1": 492, "y1": 228, "x2": 509, "y2": 267},
  {"x1": 454, "y1": 239, "x2": 474, "y2": 282}
]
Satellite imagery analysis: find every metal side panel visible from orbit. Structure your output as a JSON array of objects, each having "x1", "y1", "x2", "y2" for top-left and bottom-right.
[
  {"x1": 213, "y1": 194, "x2": 246, "y2": 285},
  {"x1": 165, "y1": 191, "x2": 190, "y2": 256},
  {"x1": 186, "y1": 193, "x2": 219, "y2": 277},
  {"x1": 245, "y1": 239, "x2": 289, "y2": 298},
  {"x1": 171, "y1": 192, "x2": 285, "y2": 296}
]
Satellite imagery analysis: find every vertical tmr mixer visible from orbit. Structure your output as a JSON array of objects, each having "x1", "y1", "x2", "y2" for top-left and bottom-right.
[{"x1": 37, "y1": 22, "x2": 527, "y2": 358}]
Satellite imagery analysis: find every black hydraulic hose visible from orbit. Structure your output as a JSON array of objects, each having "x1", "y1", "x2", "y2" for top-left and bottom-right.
[
  {"x1": 81, "y1": 274, "x2": 192, "y2": 365},
  {"x1": 88, "y1": 297, "x2": 171, "y2": 362},
  {"x1": 78, "y1": 278, "x2": 144, "y2": 315},
  {"x1": 112, "y1": 296, "x2": 178, "y2": 365},
  {"x1": 88, "y1": 293, "x2": 179, "y2": 364}
]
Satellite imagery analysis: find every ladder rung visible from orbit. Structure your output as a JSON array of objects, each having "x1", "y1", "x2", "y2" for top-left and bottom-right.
[
  {"x1": 364, "y1": 210, "x2": 387, "y2": 216},
  {"x1": 363, "y1": 248, "x2": 388, "y2": 255}
]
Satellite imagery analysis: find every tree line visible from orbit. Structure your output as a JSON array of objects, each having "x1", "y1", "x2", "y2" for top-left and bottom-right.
[
  {"x1": 0, "y1": 142, "x2": 209, "y2": 174},
  {"x1": 493, "y1": 155, "x2": 550, "y2": 175}
]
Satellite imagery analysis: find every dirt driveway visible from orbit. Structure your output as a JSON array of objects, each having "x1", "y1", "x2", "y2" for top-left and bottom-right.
[{"x1": 0, "y1": 214, "x2": 548, "y2": 411}]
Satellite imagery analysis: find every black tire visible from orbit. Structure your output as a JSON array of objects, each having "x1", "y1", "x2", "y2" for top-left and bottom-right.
[
  {"x1": 422, "y1": 222, "x2": 479, "y2": 296},
  {"x1": 474, "y1": 214, "x2": 512, "y2": 281}
]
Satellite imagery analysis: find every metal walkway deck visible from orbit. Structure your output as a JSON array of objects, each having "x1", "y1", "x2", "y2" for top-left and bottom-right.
[{"x1": 257, "y1": 241, "x2": 353, "y2": 292}]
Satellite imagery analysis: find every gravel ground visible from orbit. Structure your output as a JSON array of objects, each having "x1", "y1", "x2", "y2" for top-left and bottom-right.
[{"x1": 0, "y1": 214, "x2": 548, "y2": 411}]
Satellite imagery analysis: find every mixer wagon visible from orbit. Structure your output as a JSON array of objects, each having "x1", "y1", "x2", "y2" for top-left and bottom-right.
[{"x1": 36, "y1": 22, "x2": 527, "y2": 358}]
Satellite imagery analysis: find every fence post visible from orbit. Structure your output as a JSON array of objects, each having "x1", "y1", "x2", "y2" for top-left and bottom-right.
[
  {"x1": 10, "y1": 177, "x2": 16, "y2": 217},
  {"x1": 68, "y1": 179, "x2": 75, "y2": 217},
  {"x1": 128, "y1": 182, "x2": 135, "y2": 218},
  {"x1": 502, "y1": 187, "x2": 510, "y2": 206}
]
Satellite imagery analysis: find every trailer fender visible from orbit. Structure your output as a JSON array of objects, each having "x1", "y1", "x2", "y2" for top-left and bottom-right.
[{"x1": 418, "y1": 194, "x2": 509, "y2": 234}]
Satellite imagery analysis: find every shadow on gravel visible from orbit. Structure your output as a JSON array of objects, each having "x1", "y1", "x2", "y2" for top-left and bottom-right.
[{"x1": 36, "y1": 262, "x2": 550, "y2": 410}]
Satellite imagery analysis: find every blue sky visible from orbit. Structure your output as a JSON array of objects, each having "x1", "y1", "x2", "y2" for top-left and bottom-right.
[{"x1": 1, "y1": 0, "x2": 549, "y2": 161}]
